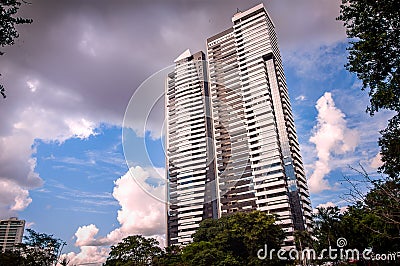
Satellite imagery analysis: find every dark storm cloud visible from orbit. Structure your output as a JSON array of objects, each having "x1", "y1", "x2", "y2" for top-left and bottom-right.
[{"x1": 2, "y1": 0, "x2": 345, "y2": 125}]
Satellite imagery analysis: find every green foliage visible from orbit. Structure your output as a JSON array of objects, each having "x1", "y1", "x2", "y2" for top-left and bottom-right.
[
  {"x1": 0, "y1": 0, "x2": 32, "y2": 98},
  {"x1": 182, "y1": 211, "x2": 286, "y2": 265},
  {"x1": 104, "y1": 235, "x2": 162, "y2": 266},
  {"x1": 181, "y1": 241, "x2": 236, "y2": 266},
  {"x1": 338, "y1": 203, "x2": 371, "y2": 251},
  {"x1": 338, "y1": 0, "x2": 400, "y2": 179},
  {"x1": 153, "y1": 245, "x2": 184, "y2": 266}
]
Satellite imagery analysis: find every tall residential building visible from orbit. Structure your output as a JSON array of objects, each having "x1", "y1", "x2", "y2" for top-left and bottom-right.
[
  {"x1": 166, "y1": 3, "x2": 312, "y2": 247},
  {"x1": 166, "y1": 50, "x2": 217, "y2": 246},
  {"x1": 0, "y1": 217, "x2": 25, "y2": 251}
]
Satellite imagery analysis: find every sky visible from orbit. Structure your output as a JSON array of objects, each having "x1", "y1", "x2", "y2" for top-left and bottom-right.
[{"x1": 0, "y1": 0, "x2": 393, "y2": 264}]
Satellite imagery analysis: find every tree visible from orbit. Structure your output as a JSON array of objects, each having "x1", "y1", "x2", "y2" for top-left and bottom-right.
[
  {"x1": 0, "y1": 228, "x2": 65, "y2": 266},
  {"x1": 378, "y1": 114, "x2": 400, "y2": 178},
  {"x1": 338, "y1": 0, "x2": 400, "y2": 179},
  {"x1": 153, "y1": 245, "x2": 184, "y2": 266},
  {"x1": 312, "y1": 206, "x2": 343, "y2": 250},
  {"x1": 0, "y1": 0, "x2": 32, "y2": 98},
  {"x1": 20, "y1": 228, "x2": 66, "y2": 266},
  {"x1": 104, "y1": 235, "x2": 162, "y2": 266},
  {"x1": 338, "y1": 0, "x2": 400, "y2": 115},
  {"x1": 342, "y1": 165, "x2": 400, "y2": 239},
  {"x1": 182, "y1": 211, "x2": 286, "y2": 265},
  {"x1": 0, "y1": 249, "x2": 26, "y2": 266}
]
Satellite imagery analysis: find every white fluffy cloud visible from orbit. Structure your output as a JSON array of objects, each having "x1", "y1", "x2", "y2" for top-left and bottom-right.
[
  {"x1": 75, "y1": 224, "x2": 100, "y2": 247},
  {"x1": 63, "y1": 166, "x2": 166, "y2": 264},
  {"x1": 62, "y1": 246, "x2": 109, "y2": 266},
  {"x1": 110, "y1": 166, "x2": 165, "y2": 237},
  {"x1": 308, "y1": 92, "x2": 359, "y2": 193}
]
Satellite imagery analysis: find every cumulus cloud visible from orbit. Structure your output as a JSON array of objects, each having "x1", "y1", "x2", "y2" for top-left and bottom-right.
[
  {"x1": 63, "y1": 166, "x2": 166, "y2": 264},
  {"x1": 308, "y1": 92, "x2": 359, "y2": 193},
  {"x1": 62, "y1": 246, "x2": 109, "y2": 266},
  {"x1": 75, "y1": 224, "x2": 100, "y2": 247},
  {"x1": 0, "y1": 179, "x2": 32, "y2": 217},
  {"x1": 110, "y1": 166, "x2": 165, "y2": 235}
]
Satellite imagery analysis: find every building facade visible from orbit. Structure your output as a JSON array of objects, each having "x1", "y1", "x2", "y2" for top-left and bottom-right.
[
  {"x1": 166, "y1": 50, "x2": 218, "y2": 246},
  {"x1": 166, "y1": 4, "x2": 312, "y2": 247},
  {"x1": 0, "y1": 217, "x2": 25, "y2": 251}
]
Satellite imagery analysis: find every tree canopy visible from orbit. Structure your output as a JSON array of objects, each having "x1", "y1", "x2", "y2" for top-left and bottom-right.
[
  {"x1": 182, "y1": 211, "x2": 286, "y2": 266},
  {"x1": 105, "y1": 211, "x2": 286, "y2": 266},
  {"x1": 0, "y1": 228, "x2": 65, "y2": 266},
  {"x1": 311, "y1": 171, "x2": 400, "y2": 264},
  {"x1": 104, "y1": 235, "x2": 162, "y2": 266},
  {"x1": 338, "y1": 0, "x2": 399, "y2": 115}
]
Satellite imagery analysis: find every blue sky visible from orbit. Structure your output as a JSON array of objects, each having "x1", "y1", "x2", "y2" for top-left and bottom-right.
[{"x1": 0, "y1": 0, "x2": 392, "y2": 264}]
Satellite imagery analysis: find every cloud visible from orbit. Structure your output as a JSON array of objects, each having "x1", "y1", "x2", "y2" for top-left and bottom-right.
[
  {"x1": 112, "y1": 166, "x2": 165, "y2": 232},
  {"x1": 314, "y1": 201, "x2": 348, "y2": 214},
  {"x1": 0, "y1": 179, "x2": 32, "y2": 218},
  {"x1": 63, "y1": 166, "x2": 166, "y2": 264},
  {"x1": 62, "y1": 246, "x2": 109, "y2": 266},
  {"x1": 267, "y1": 0, "x2": 345, "y2": 49},
  {"x1": 296, "y1": 95, "x2": 306, "y2": 101},
  {"x1": 75, "y1": 224, "x2": 100, "y2": 247},
  {"x1": 308, "y1": 92, "x2": 359, "y2": 193},
  {"x1": 369, "y1": 152, "x2": 383, "y2": 169},
  {"x1": 65, "y1": 118, "x2": 98, "y2": 139}
]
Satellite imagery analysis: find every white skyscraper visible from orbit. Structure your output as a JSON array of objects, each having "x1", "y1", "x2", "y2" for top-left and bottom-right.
[
  {"x1": 167, "y1": 4, "x2": 312, "y2": 247},
  {"x1": 166, "y1": 50, "x2": 217, "y2": 246}
]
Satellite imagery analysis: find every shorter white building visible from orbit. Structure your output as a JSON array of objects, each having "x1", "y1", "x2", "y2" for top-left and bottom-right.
[{"x1": 0, "y1": 217, "x2": 25, "y2": 251}]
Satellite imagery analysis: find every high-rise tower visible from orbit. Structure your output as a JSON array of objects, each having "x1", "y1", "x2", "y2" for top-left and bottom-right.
[
  {"x1": 166, "y1": 50, "x2": 217, "y2": 246},
  {"x1": 166, "y1": 4, "x2": 312, "y2": 247},
  {"x1": 207, "y1": 4, "x2": 312, "y2": 246}
]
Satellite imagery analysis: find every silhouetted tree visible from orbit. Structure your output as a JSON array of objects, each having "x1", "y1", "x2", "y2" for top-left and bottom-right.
[{"x1": 0, "y1": 228, "x2": 65, "y2": 266}]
